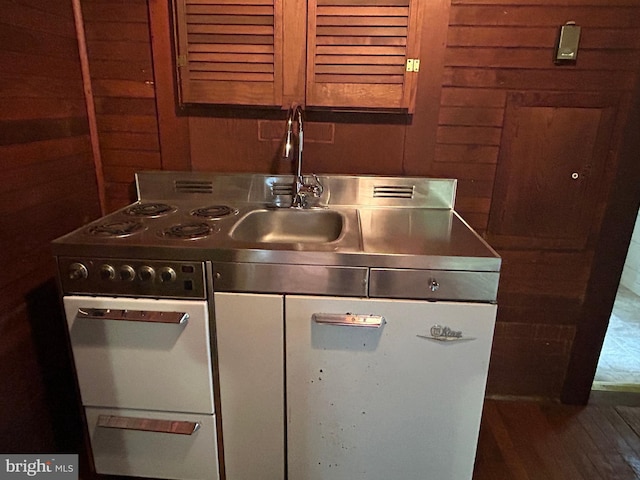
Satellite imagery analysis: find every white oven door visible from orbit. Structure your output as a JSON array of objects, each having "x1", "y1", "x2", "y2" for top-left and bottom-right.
[{"x1": 64, "y1": 296, "x2": 214, "y2": 414}]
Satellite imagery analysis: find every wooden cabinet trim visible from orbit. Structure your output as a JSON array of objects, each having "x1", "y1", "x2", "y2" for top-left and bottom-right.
[{"x1": 149, "y1": 0, "x2": 190, "y2": 170}]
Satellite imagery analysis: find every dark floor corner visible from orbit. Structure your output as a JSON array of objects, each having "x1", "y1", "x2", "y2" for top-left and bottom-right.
[{"x1": 474, "y1": 394, "x2": 640, "y2": 479}]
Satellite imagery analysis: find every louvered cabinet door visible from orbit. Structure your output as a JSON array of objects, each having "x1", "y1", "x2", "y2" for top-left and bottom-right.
[
  {"x1": 306, "y1": 0, "x2": 423, "y2": 112},
  {"x1": 174, "y1": 0, "x2": 283, "y2": 106}
]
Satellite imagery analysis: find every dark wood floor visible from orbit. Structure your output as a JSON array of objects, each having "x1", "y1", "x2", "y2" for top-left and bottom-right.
[{"x1": 473, "y1": 395, "x2": 640, "y2": 479}]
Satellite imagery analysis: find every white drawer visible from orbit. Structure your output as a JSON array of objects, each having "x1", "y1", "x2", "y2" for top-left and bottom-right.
[
  {"x1": 85, "y1": 407, "x2": 219, "y2": 480},
  {"x1": 64, "y1": 296, "x2": 214, "y2": 413}
]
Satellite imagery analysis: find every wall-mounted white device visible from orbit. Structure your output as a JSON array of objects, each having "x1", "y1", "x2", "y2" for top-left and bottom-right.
[{"x1": 555, "y1": 21, "x2": 581, "y2": 65}]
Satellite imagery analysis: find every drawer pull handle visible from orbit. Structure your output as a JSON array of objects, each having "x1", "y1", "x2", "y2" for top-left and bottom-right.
[
  {"x1": 312, "y1": 313, "x2": 385, "y2": 328},
  {"x1": 97, "y1": 415, "x2": 200, "y2": 435},
  {"x1": 77, "y1": 308, "x2": 189, "y2": 324}
]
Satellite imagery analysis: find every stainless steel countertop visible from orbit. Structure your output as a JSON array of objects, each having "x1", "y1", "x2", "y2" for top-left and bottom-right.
[
  {"x1": 52, "y1": 205, "x2": 500, "y2": 272},
  {"x1": 52, "y1": 173, "x2": 501, "y2": 301},
  {"x1": 52, "y1": 173, "x2": 500, "y2": 272}
]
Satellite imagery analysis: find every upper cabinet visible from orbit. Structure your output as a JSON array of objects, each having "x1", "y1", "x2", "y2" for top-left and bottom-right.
[
  {"x1": 305, "y1": 0, "x2": 423, "y2": 111},
  {"x1": 173, "y1": 0, "x2": 285, "y2": 106},
  {"x1": 172, "y1": 0, "x2": 424, "y2": 112}
]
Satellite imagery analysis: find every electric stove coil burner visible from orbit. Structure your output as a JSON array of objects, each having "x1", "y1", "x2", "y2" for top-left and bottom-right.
[
  {"x1": 190, "y1": 205, "x2": 238, "y2": 219},
  {"x1": 87, "y1": 221, "x2": 144, "y2": 238},
  {"x1": 124, "y1": 202, "x2": 176, "y2": 218},
  {"x1": 159, "y1": 222, "x2": 217, "y2": 240}
]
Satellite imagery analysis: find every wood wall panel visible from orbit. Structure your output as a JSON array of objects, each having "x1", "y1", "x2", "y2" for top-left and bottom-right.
[
  {"x1": 436, "y1": 126, "x2": 502, "y2": 147},
  {"x1": 439, "y1": 1, "x2": 640, "y2": 397},
  {"x1": 0, "y1": 51, "x2": 83, "y2": 79},
  {"x1": 81, "y1": 1, "x2": 150, "y2": 22},
  {"x1": 0, "y1": 118, "x2": 89, "y2": 145},
  {"x1": 443, "y1": 68, "x2": 636, "y2": 91},
  {"x1": 1, "y1": 1, "x2": 77, "y2": 36},
  {"x1": 440, "y1": 87, "x2": 506, "y2": 107},
  {"x1": 84, "y1": 21, "x2": 151, "y2": 42},
  {"x1": 439, "y1": 106, "x2": 504, "y2": 126},
  {"x1": 0, "y1": 98, "x2": 88, "y2": 120},
  {"x1": 0, "y1": 136, "x2": 91, "y2": 168},
  {"x1": 450, "y1": 5, "x2": 640, "y2": 28},
  {"x1": 81, "y1": 0, "x2": 161, "y2": 212},
  {"x1": 0, "y1": 24, "x2": 80, "y2": 57},
  {"x1": 0, "y1": 0, "x2": 100, "y2": 452}
]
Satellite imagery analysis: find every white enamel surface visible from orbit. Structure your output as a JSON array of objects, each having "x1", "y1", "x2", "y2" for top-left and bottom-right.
[
  {"x1": 214, "y1": 292, "x2": 285, "y2": 480},
  {"x1": 85, "y1": 407, "x2": 218, "y2": 480},
  {"x1": 286, "y1": 295, "x2": 497, "y2": 480},
  {"x1": 64, "y1": 296, "x2": 214, "y2": 413}
]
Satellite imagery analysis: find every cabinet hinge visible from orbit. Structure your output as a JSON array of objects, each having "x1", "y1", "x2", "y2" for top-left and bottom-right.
[
  {"x1": 406, "y1": 58, "x2": 420, "y2": 73},
  {"x1": 177, "y1": 54, "x2": 188, "y2": 67}
]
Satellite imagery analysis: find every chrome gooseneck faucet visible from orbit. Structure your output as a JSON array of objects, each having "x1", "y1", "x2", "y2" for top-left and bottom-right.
[{"x1": 283, "y1": 104, "x2": 323, "y2": 208}]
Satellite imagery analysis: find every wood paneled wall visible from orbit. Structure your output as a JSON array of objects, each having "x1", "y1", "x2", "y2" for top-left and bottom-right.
[
  {"x1": 78, "y1": 0, "x2": 640, "y2": 399},
  {"x1": 0, "y1": 0, "x2": 101, "y2": 450},
  {"x1": 81, "y1": 0, "x2": 161, "y2": 211},
  {"x1": 443, "y1": 0, "x2": 640, "y2": 398},
  {"x1": 440, "y1": 2, "x2": 638, "y2": 232}
]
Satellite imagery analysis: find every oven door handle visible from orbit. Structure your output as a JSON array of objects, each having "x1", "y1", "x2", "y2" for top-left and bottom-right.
[
  {"x1": 312, "y1": 313, "x2": 385, "y2": 328},
  {"x1": 97, "y1": 415, "x2": 200, "y2": 435},
  {"x1": 77, "y1": 308, "x2": 189, "y2": 324}
]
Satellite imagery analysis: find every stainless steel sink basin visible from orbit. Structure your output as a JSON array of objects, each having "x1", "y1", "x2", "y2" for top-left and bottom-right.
[{"x1": 230, "y1": 209, "x2": 344, "y2": 244}]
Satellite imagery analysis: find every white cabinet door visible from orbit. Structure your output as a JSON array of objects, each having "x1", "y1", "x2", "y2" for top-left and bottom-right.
[
  {"x1": 286, "y1": 295, "x2": 497, "y2": 480},
  {"x1": 214, "y1": 293, "x2": 285, "y2": 480}
]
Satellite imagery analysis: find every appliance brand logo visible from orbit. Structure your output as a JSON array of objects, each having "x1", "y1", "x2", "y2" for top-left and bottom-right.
[{"x1": 1, "y1": 456, "x2": 77, "y2": 480}]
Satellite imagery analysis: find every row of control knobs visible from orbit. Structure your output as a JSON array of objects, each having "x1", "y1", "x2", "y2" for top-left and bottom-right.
[{"x1": 68, "y1": 262, "x2": 177, "y2": 283}]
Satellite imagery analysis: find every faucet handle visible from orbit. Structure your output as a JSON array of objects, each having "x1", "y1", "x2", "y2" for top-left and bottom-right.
[{"x1": 308, "y1": 174, "x2": 324, "y2": 197}]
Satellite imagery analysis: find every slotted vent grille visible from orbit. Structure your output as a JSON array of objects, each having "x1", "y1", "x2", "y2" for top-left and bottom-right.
[
  {"x1": 312, "y1": 0, "x2": 410, "y2": 86},
  {"x1": 271, "y1": 182, "x2": 294, "y2": 196},
  {"x1": 175, "y1": 180, "x2": 214, "y2": 194},
  {"x1": 373, "y1": 184, "x2": 414, "y2": 199}
]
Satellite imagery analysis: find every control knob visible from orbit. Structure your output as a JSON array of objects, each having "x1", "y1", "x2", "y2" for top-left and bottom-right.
[
  {"x1": 159, "y1": 267, "x2": 177, "y2": 283},
  {"x1": 99, "y1": 264, "x2": 116, "y2": 281},
  {"x1": 68, "y1": 262, "x2": 88, "y2": 280},
  {"x1": 138, "y1": 265, "x2": 156, "y2": 282},
  {"x1": 120, "y1": 265, "x2": 136, "y2": 282}
]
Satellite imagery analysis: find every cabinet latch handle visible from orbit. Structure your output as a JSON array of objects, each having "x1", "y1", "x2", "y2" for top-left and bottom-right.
[
  {"x1": 312, "y1": 313, "x2": 385, "y2": 328},
  {"x1": 97, "y1": 415, "x2": 200, "y2": 435},
  {"x1": 77, "y1": 308, "x2": 189, "y2": 324}
]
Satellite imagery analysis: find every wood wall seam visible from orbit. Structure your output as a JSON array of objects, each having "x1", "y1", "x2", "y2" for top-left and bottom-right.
[{"x1": 73, "y1": 0, "x2": 106, "y2": 214}]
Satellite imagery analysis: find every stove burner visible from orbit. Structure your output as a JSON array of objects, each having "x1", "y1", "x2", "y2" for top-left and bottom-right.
[
  {"x1": 125, "y1": 202, "x2": 176, "y2": 218},
  {"x1": 160, "y1": 222, "x2": 216, "y2": 240},
  {"x1": 190, "y1": 205, "x2": 238, "y2": 219},
  {"x1": 87, "y1": 221, "x2": 144, "y2": 238}
]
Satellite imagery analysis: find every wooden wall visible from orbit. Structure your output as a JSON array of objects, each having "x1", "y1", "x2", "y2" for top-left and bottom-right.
[
  {"x1": 0, "y1": 0, "x2": 101, "y2": 450},
  {"x1": 81, "y1": 0, "x2": 161, "y2": 212},
  {"x1": 78, "y1": 0, "x2": 640, "y2": 399},
  {"x1": 441, "y1": 1, "x2": 640, "y2": 398}
]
